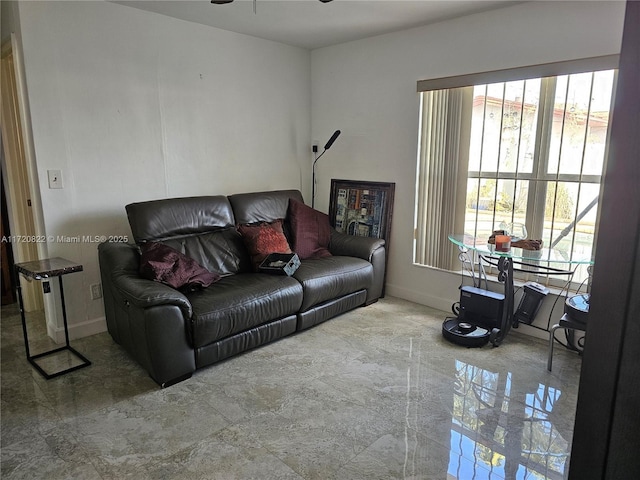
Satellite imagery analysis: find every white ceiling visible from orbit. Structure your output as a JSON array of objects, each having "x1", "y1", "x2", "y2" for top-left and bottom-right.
[{"x1": 115, "y1": 0, "x2": 521, "y2": 50}]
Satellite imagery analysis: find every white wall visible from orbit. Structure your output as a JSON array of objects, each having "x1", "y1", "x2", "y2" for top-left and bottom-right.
[
  {"x1": 8, "y1": 0, "x2": 627, "y2": 341},
  {"x1": 1, "y1": 1, "x2": 19, "y2": 43},
  {"x1": 310, "y1": 0, "x2": 625, "y2": 332},
  {"x1": 14, "y1": 1, "x2": 311, "y2": 338}
]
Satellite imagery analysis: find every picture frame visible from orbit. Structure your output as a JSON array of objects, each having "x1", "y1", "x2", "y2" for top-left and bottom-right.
[{"x1": 328, "y1": 179, "x2": 395, "y2": 248}]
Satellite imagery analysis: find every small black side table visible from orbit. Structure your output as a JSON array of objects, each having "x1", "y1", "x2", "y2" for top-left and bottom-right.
[{"x1": 15, "y1": 257, "x2": 91, "y2": 379}]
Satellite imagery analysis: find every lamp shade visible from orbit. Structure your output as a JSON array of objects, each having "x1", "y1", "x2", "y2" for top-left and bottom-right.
[{"x1": 324, "y1": 130, "x2": 341, "y2": 150}]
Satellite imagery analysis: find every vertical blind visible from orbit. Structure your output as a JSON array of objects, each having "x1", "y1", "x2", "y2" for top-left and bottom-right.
[{"x1": 414, "y1": 89, "x2": 465, "y2": 269}]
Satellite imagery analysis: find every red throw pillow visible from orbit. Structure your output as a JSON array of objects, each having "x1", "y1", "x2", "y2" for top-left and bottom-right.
[
  {"x1": 139, "y1": 242, "x2": 220, "y2": 292},
  {"x1": 237, "y1": 219, "x2": 293, "y2": 271},
  {"x1": 288, "y1": 198, "x2": 332, "y2": 260}
]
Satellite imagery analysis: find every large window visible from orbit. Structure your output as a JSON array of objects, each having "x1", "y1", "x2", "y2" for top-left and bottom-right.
[{"x1": 415, "y1": 58, "x2": 617, "y2": 286}]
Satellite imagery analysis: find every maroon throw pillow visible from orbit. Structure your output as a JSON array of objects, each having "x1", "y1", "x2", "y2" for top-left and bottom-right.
[
  {"x1": 288, "y1": 198, "x2": 332, "y2": 260},
  {"x1": 237, "y1": 219, "x2": 293, "y2": 271},
  {"x1": 139, "y1": 242, "x2": 220, "y2": 292}
]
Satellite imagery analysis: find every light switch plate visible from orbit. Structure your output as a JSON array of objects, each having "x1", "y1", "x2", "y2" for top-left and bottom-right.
[{"x1": 48, "y1": 169, "x2": 63, "y2": 189}]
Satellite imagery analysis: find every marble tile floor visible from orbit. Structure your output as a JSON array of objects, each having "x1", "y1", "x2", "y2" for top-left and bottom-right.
[{"x1": 0, "y1": 296, "x2": 583, "y2": 480}]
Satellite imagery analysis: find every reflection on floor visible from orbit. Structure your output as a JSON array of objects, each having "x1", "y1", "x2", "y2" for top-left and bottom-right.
[
  {"x1": 1, "y1": 296, "x2": 582, "y2": 479},
  {"x1": 449, "y1": 360, "x2": 571, "y2": 479}
]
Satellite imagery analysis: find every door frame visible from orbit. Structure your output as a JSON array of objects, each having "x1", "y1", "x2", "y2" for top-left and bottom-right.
[{"x1": 1, "y1": 34, "x2": 47, "y2": 314}]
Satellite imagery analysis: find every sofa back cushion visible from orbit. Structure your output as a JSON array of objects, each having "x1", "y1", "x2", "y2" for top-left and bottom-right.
[
  {"x1": 127, "y1": 196, "x2": 235, "y2": 241},
  {"x1": 159, "y1": 230, "x2": 252, "y2": 276},
  {"x1": 126, "y1": 196, "x2": 251, "y2": 275},
  {"x1": 228, "y1": 190, "x2": 304, "y2": 225}
]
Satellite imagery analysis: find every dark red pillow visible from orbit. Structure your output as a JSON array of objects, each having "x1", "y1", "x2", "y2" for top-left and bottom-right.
[
  {"x1": 139, "y1": 242, "x2": 220, "y2": 292},
  {"x1": 288, "y1": 198, "x2": 332, "y2": 260},
  {"x1": 237, "y1": 219, "x2": 293, "y2": 271}
]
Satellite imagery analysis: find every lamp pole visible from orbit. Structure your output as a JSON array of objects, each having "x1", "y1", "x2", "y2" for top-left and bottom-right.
[{"x1": 312, "y1": 130, "x2": 341, "y2": 209}]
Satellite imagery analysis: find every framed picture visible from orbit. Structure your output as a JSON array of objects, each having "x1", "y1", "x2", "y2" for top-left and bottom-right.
[{"x1": 328, "y1": 179, "x2": 395, "y2": 247}]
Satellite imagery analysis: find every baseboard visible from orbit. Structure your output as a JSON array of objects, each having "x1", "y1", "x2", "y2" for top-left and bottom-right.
[
  {"x1": 513, "y1": 322, "x2": 550, "y2": 341},
  {"x1": 47, "y1": 316, "x2": 108, "y2": 343},
  {"x1": 385, "y1": 282, "x2": 568, "y2": 344},
  {"x1": 384, "y1": 283, "x2": 455, "y2": 313}
]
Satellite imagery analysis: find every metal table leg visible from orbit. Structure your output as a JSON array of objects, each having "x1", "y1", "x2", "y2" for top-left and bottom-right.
[{"x1": 16, "y1": 269, "x2": 91, "y2": 379}]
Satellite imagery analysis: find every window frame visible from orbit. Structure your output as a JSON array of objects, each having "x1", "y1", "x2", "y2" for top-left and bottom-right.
[{"x1": 415, "y1": 56, "x2": 619, "y2": 288}]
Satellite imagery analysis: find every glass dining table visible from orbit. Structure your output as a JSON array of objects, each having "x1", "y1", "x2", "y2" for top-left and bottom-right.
[
  {"x1": 447, "y1": 234, "x2": 593, "y2": 345},
  {"x1": 449, "y1": 234, "x2": 592, "y2": 274}
]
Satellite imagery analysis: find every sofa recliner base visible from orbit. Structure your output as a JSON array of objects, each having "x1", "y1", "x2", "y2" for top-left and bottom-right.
[
  {"x1": 160, "y1": 373, "x2": 193, "y2": 389},
  {"x1": 297, "y1": 290, "x2": 367, "y2": 331},
  {"x1": 195, "y1": 315, "x2": 298, "y2": 368}
]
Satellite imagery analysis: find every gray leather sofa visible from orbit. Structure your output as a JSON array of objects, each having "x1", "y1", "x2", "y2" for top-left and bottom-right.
[{"x1": 98, "y1": 189, "x2": 386, "y2": 387}]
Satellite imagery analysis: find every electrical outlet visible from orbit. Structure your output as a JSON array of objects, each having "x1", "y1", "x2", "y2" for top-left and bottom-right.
[{"x1": 90, "y1": 283, "x2": 102, "y2": 300}]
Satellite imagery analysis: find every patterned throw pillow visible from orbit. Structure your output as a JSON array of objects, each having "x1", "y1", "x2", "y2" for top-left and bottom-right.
[{"x1": 237, "y1": 219, "x2": 293, "y2": 271}]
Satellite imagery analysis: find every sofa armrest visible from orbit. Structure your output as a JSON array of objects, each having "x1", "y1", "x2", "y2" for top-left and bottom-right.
[
  {"x1": 98, "y1": 242, "x2": 192, "y2": 318},
  {"x1": 329, "y1": 230, "x2": 385, "y2": 261},
  {"x1": 111, "y1": 274, "x2": 193, "y2": 319},
  {"x1": 98, "y1": 241, "x2": 196, "y2": 386},
  {"x1": 329, "y1": 230, "x2": 386, "y2": 303}
]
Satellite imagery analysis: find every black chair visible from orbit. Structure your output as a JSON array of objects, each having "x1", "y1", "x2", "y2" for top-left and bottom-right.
[{"x1": 548, "y1": 313, "x2": 587, "y2": 371}]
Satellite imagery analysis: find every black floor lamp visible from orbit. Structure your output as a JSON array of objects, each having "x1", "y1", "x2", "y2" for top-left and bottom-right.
[{"x1": 312, "y1": 130, "x2": 341, "y2": 208}]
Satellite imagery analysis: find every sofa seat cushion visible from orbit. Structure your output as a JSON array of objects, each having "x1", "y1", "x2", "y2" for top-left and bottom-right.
[
  {"x1": 293, "y1": 256, "x2": 373, "y2": 311},
  {"x1": 186, "y1": 273, "x2": 303, "y2": 348}
]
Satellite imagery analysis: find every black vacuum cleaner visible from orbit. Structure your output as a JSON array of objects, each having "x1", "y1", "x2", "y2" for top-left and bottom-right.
[
  {"x1": 442, "y1": 286, "x2": 505, "y2": 347},
  {"x1": 443, "y1": 279, "x2": 549, "y2": 348}
]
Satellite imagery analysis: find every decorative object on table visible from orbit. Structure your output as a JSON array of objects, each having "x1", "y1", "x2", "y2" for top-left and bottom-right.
[
  {"x1": 511, "y1": 238, "x2": 543, "y2": 250},
  {"x1": 258, "y1": 253, "x2": 301, "y2": 276},
  {"x1": 328, "y1": 179, "x2": 395, "y2": 248},
  {"x1": 488, "y1": 230, "x2": 543, "y2": 251},
  {"x1": 312, "y1": 130, "x2": 341, "y2": 208},
  {"x1": 500, "y1": 221, "x2": 528, "y2": 242},
  {"x1": 494, "y1": 234, "x2": 511, "y2": 252}
]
